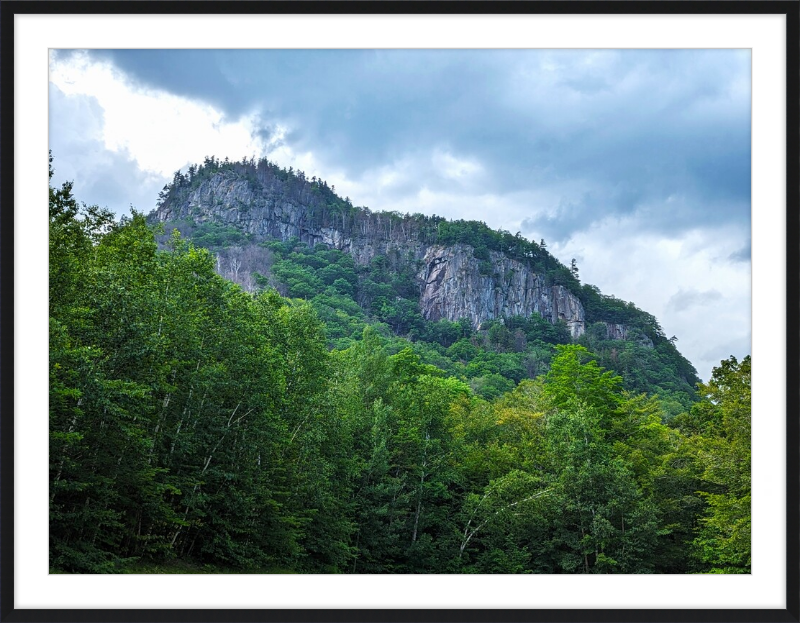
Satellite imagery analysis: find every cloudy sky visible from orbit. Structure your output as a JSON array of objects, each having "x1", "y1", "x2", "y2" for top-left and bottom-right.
[{"x1": 48, "y1": 48, "x2": 751, "y2": 381}]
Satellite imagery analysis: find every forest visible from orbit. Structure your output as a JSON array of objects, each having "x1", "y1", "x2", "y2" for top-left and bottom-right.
[{"x1": 49, "y1": 158, "x2": 751, "y2": 574}]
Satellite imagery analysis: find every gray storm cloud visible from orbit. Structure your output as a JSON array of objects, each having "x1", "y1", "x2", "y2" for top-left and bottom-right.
[{"x1": 76, "y1": 49, "x2": 750, "y2": 245}]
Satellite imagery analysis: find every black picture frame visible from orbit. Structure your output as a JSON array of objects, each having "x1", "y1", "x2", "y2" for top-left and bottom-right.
[{"x1": 2, "y1": 2, "x2": 798, "y2": 622}]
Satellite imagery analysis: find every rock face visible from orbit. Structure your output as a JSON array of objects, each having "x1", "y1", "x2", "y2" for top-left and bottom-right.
[
  {"x1": 604, "y1": 322, "x2": 628, "y2": 341},
  {"x1": 159, "y1": 175, "x2": 347, "y2": 249},
  {"x1": 155, "y1": 170, "x2": 586, "y2": 335},
  {"x1": 157, "y1": 173, "x2": 428, "y2": 264},
  {"x1": 603, "y1": 322, "x2": 654, "y2": 348},
  {"x1": 419, "y1": 245, "x2": 585, "y2": 337}
]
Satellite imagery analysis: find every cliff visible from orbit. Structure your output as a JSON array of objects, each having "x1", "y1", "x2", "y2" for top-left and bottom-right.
[
  {"x1": 419, "y1": 245, "x2": 585, "y2": 337},
  {"x1": 154, "y1": 165, "x2": 587, "y2": 335}
]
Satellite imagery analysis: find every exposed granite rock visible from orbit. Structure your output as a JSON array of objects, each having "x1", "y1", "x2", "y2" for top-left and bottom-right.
[
  {"x1": 604, "y1": 322, "x2": 628, "y2": 341},
  {"x1": 160, "y1": 174, "x2": 344, "y2": 248},
  {"x1": 418, "y1": 245, "x2": 585, "y2": 336},
  {"x1": 602, "y1": 322, "x2": 654, "y2": 348},
  {"x1": 156, "y1": 170, "x2": 586, "y2": 335},
  {"x1": 158, "y1": 173, "x2": 429, "y2": 265}
]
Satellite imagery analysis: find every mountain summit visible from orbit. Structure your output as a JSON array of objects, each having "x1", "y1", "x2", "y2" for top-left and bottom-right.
[{"x1": 151, "y1": 156, "x2": 699, "y2": 408}]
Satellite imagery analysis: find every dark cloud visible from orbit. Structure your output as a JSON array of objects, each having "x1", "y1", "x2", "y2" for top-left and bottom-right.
[
  {"x1": 75, "y1": 49, "x2": 750, "y2": 240},
  {"x1": 520, "y1": 182, "x2": 647, "y2": 243},
  {"x1": 252, "y1": 121, "x2": 287, "y2": 151},
  {"x1": 729, "y1": 241, "x2": 752, "y2": 263},
  {"x1": 666, "y1": 288, "x2": 724, "y2": 313}
]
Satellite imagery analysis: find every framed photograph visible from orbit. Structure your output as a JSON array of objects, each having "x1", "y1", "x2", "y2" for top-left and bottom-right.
[{"x1": 3, "y1": 1, "x2": 797, "y2": 621}]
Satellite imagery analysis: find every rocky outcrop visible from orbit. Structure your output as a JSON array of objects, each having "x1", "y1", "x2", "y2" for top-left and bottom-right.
[
  {"x1": 418, "y1": 245, "x2": 585, "y2": 337},
  {"x1": 604, "y1": 323, "x2": 628, "y2": 341},
  {"x1": 157, "y1": 173, "x2": 428, "y2": 266},
  {"x1": 159, "y1": 174, "x2": 345, "y2": 248},
  {"x1": 155, "y1": 170, "x2": 587, "y2": 334},
  {"x1": 601, "y1": 322, "x2": 654, "y2": 348}
]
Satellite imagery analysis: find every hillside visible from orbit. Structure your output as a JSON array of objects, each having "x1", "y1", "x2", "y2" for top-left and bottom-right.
[
  {"x1": 50, "y1": 155, "x2": 749, "y2": 575},
  {"x1": 150, "y1": 156, "x2": 699, "y2": 411}
]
